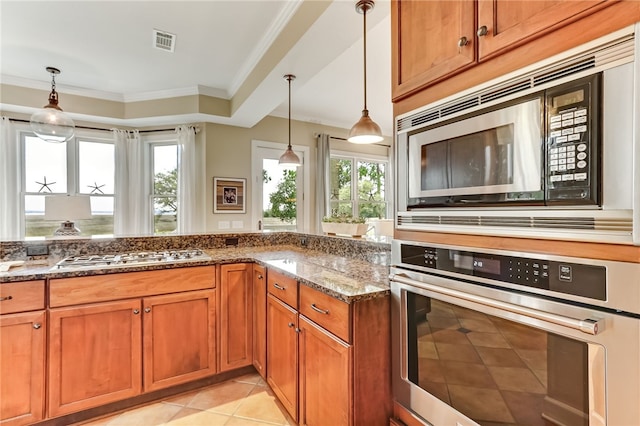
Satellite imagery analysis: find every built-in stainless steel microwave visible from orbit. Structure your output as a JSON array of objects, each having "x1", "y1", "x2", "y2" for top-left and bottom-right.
[
  {"x1": 395, "y1": 25, "x2": 639, "y2": 244},
  {"x1": 405, "y1": 74, "x2": 600, "y2": 207}
]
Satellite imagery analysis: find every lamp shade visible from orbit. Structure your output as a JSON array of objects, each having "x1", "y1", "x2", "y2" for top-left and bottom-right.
[
  {"x1": 44, "y1": 195, "x2": 92, "y2": 221},
  {"x1": 348, "y1": 109, "x2": 383, "y2": 144},
  {"x1": 30, "y1": 108, "x2": 75, "y2": 143}
]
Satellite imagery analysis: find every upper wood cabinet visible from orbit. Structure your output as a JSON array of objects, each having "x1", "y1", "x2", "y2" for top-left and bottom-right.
[
  {"x1": 391, "y1": 0, "x2": 475, "y2": 100},
  {"x1": 218, "y1": 263, "x2": 253, "y2": 372},
  {"x1": 391, "y1": 0, "x2": 616, "y2": 101},
  {"x1": 0, "y1": 310, "x2": 46, "y2": 426}
]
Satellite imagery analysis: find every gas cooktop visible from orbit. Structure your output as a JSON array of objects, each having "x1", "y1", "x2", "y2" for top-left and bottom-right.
[{"x1": 51, "y1": 249, "x2": 211, "y2": 271}]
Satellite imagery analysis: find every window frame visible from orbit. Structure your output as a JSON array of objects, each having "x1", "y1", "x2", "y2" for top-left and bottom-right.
[
  {"x1": 146, "y1": 136, "x2": 179, "y2": 235},
  {"x1": 19, "y1": 128, "x2": 115, "y2": 239},
  {"x1": 329, "y1": 150, "x2": 391, "y2": 219}
]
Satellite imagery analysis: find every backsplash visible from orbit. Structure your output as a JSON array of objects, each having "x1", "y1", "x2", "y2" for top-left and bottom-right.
[{"x1": 0, "y1": 232, "x2": 391, "y2": 266}]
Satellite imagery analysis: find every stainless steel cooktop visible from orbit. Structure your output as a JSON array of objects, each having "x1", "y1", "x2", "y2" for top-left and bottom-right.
[{"x1": 51, "y1": 249, "x2": 211, "y2": 271}]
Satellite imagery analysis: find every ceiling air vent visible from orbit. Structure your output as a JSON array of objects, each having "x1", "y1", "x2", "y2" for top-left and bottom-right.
[{"x1": 153, "y1": 29, "x2": 176, "y2": 52}]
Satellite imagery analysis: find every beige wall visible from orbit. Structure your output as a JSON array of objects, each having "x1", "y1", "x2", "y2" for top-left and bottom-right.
[{"x1": 203, "y1": 115, "x2": 391, "y2": 233}]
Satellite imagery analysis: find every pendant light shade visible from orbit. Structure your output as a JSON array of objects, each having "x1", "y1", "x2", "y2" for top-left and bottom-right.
[
  {"x1": 279, "y1": 74, "x2": 302, "y2": 168},
  {"x1": 348, "y1": 0, "x2": 383, "y2": 144},
  {"x1": 30, "y1": 67, "x2": 75, "y2": 143}
]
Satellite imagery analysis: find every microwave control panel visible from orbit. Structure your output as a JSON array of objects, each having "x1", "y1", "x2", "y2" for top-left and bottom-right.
[{"x1": 544, "y1": 74, "x2": 601, "y2": 205}]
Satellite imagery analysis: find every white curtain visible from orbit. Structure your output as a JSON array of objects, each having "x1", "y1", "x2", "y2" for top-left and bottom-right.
[
  {"x1": 113, "y1": 129, "x2": 149, "y2": 235},
  {"x1": 176, "y1": 125, "x2": 203, "y2": 234},
  {"x1": 315, "y1": 133, "x2": 331, "y2": 233},
  {"x1": 0, "y1": 117, "x2": 20, "y2": 240}
]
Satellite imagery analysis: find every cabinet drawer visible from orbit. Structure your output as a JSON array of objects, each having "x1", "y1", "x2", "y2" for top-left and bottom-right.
[
  {"x1": 50, "y1": 266, "x2": 216, "y2": 307},
  {"x1": 267, "y1": 269, "x2": 298, "y2": 309},
  {"x1": 299, "y1": 285, "x2": 350, "y2": 343},
  {"x1": 0, "y1": 280, "x2": 45, "y2": 314}
]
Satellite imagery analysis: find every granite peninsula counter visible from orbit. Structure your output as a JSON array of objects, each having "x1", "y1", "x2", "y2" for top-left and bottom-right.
[{"x1": 0, "y1": 236, "x2": 391, "y2": 303}]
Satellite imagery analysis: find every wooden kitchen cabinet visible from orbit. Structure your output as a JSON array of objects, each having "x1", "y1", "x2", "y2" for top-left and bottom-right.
[
  {"x1": 392, "y1": 0, "x2": 617, "y2": 100},
  {"x1": 218, "y1": 263, "x2": 253, "y2": 372},
  {"x1": 48, "y1": 299, "x2": 142, "y2": 417},
  {"x1": 298, "y1": 315, "x2": 351, "y2": 426},
  {"x1": 265, "y1": 267, "x2": 392, "y2": 425},
  {"x1": 48, "y1": 266, "x2": 216, "y2": 417},
  {"x1": 267, "y1": 294, "x2": 299, "y2": 422},
  {"x1": 143, "y1": 290, "x2": 216, "y2": 392},
  {"x1": 0, "y1": 310, "x2": 46, "y2": 426},
  {"x1": 252, "y1": 264, "x2": 267, "y2": 378}
]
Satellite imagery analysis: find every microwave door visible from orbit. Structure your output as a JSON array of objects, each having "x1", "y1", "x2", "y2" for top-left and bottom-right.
[{"x1": 407, "y1": 98, "x2": 543, "y2": 203}]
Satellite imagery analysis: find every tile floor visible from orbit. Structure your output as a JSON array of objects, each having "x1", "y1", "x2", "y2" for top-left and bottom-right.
[{"x1": 77, "y1": 373, "x2": 293, "y2": 426}]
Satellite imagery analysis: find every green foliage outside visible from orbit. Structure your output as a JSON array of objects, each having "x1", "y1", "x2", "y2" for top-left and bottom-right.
[
  {"x1": 330, "y1": 159, "x2": 387, "y2": 219},
  {"x1": 263, "y1": 169, "x2": 297, "y2": 223}
]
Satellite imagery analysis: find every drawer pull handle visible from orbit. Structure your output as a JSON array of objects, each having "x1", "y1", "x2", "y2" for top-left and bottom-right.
[
  {"x1": 310, "y1": 304, "x2": 329, "y2": 315},
  {"x1": 33, "y1": 323, "x2": 41, "y2": 329},
  {"x1": 144, "y1": 307, "x2": 151, "y2": 313},
  {"x1": 288, "y1": 322, "x2": 300, "y2": 333},
  {"x1": 257, "y1": 274, "x2": 263, "y2": 280},
  {"x1": 133, "y1": 309, "x2": 140, "y2": 315},
  {"x1": 0, "y1": 295, "x2": 13, "y2": 301},
  {"x1": 273, "y1": 283, "x2": 286, "y2": 291}
]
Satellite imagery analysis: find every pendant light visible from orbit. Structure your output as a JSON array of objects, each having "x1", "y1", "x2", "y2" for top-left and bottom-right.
[
  {"x1": 279, "y1": 74, "x2": 302, "y2": 168},
  {"x1": 30, "y1": 66, "x2": 75, "y2": 143},
  {"x1": 348, "y1": 0, "x2": 383, "y2": 144}
]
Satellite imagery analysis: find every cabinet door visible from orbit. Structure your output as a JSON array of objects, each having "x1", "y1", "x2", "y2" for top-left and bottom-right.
[
  {"x1": 477, "y1": 0, "x2": 613, "y2": 59},
  {"x1": 48, "y1": 300, "x2": 142, "y2": 417},
  {"x1": 143, "y1": 289, "x2": 216, "y2": 392},
  {"x1": 298, "y1": 316, "x2": 351, "y2": 426},
  {"x1": 266, "y1": 294, "x2": 298, "y2": 422},
  {"x1": 392, "y1": 0, "x2": 476, "y2": 100},
  {"x1": 0, "y1": 311, "x2": 46, "y2": 426},
  {"x1": 219, "y1": 263, "x2": 253, "y2": 372},
  {"x1": 252, "y1": 264, "x2": 267, "y2": 378}
]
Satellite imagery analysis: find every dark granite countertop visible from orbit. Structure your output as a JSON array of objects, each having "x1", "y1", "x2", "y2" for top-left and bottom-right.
[{"x1": 0, "y1": 245, "x2": 390, "y2": 303}]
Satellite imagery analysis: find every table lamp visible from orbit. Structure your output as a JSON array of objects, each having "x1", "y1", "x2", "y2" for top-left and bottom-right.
[{"x1": 44, "y1": 195, "x2": 92, "y2": 236}]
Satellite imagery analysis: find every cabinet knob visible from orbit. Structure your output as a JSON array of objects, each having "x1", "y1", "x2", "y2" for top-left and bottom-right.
[
  {"x1": 257, "y1": 274, "x2": 263, "y2": 280},
  {"x1": 0, "y1": 295, "x2": 13, "y2": 301},
  {"x1": 133, "y1": 309, "x2": 140, "y2": 315},
  {"x1": 144, "y1": 307, "x2": 151, "y2": 313},
  {"x1": 457, "y1": 36, "x2": 469, "y2": 47},
  {"x1": 33, "y1": 323, "x2": 41, "y2": 329},
  {"x1": 288, "y1": 322, "x2": 295, "y2": 328},
  {"x1": 477, "y1": 25, "x2": 488, "y2": 37}
]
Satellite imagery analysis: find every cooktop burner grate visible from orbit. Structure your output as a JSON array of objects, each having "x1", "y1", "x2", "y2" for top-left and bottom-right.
[{"x1": 52, "y1": 249, "x2": 211, "y2": 270}]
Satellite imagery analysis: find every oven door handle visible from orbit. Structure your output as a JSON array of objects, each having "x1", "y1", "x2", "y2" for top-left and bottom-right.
[{"x1": 391, "y1": 274, "x2": 604, "y2": 335}]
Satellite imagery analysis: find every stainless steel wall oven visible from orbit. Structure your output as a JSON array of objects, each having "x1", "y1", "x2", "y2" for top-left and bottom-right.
[{"x1": 390, "y1": 240, "x2": 640, "y2": 426}]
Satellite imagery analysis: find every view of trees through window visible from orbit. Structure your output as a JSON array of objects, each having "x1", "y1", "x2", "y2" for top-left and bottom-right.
[
  {"x1": 152, "y1": 144, "x2": 178, "y2": 235},
  {"x1": 262, "y1": 162, "x2": 297, "y2": 231},
  {"x1": 330, "y1": 157, "x2": 387, "y2": 219}
]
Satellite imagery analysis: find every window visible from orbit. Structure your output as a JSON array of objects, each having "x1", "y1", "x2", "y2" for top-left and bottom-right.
[
  {"x1": 329, "y1": 154, "x2": 389, "y2": 219},
  {"x1": 151, "y1": 143, "x2": 178, "y2": 235},
  {"x1": 22, "y1": 133, "x2": 115, "y2": 239}
]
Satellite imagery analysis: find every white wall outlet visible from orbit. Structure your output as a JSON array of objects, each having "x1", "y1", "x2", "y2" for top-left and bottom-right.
[
  {"x1": 232, "y1": 220, "x2": 244, "y2": 229},
  {"x1": 218, "y1": 221, "x2": 230, "y2": 229}
]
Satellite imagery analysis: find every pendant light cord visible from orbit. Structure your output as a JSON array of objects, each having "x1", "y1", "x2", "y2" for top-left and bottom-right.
[
  {"x1": 362, "y1": 6, "x2": 368, "y2": 111},
  {"x1": 288, "y1": 75, "x2": 292, "y2": 149}
]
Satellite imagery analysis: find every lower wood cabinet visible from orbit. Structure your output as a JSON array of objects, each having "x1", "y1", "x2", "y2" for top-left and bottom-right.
[
  {"x1": 298, "y1": 315, "x2": 351, "y2": 426},
  {"x1": 143, "y1": 290, "x2": 216, "y2": 392},
  {"x1": 47, "y1": 267, "x2": 217, "y2": 418},
  {"x1": 219, "y1": 263, "x2": 253, "y2": 372},
  {"x1": 48, "y1": 299, "x2": 142, "y2": 417},
  {"x1": 266, "y1": 294, "x2": 299, "y2": 421},
  {"x1": 252, "y1": 264, "x2": 267, "y2": 378},
  {"x1": 0, "y1": 310, "x2": 46, "y2": 426}
]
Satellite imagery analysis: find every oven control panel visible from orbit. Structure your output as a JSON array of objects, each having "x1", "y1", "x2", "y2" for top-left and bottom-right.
[{"x1": 400, "y1": 244, "x2": 606, "y2": 301}]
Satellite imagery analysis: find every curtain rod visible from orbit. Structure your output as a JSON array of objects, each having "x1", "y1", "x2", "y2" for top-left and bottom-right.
[{"x1": 6, "y1": 118, "x2": 198, "y2": 134}]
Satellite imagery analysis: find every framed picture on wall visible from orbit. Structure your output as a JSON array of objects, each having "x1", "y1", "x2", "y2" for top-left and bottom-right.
[{"x1": 213, "y1": 177, "x2": 246, "y2": 214}]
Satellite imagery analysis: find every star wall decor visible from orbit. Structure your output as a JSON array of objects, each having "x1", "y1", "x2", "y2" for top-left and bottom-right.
[
  {"x1": 88, "y1": 182, "x2": 105, "y2": 194},
  {"x1": 35, "y1": 176, "x2": 55, "y2": 193}
]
